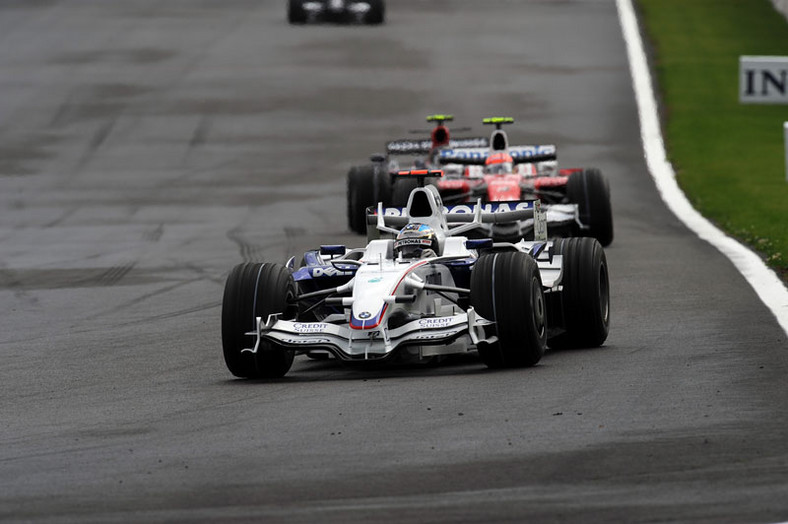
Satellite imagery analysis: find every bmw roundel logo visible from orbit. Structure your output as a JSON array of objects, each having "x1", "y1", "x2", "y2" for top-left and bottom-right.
[{"x1": 358, "y1": 311, "x2": 372, "y2": 319}]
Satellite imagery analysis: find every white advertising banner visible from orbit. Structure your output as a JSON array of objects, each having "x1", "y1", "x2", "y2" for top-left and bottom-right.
[{"x1": 739, "y1": 56, "x2": 788, "y2": 104}]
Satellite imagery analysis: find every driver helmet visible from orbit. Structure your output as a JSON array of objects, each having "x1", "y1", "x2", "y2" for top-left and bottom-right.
[
  {"x1": 484, "y1": 152, "x2": 514, "y2": 174},
  {"x1": 394, "y1": 223, "x2": 438, "y2": 259}
]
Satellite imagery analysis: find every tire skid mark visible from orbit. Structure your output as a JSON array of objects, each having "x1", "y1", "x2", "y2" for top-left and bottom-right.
[
  {"x1": 1, "y1": 264, "x2": 137, "y2": 290},
  {"x1": 116, "y1": 300, "x2": 221, "y2": 327},
  {"x1": 142, "y1": 223, "x2": 164, "y2": 242},
  {"x1": 227, "y1": 226, "x2": 266, "y2": 263},
  {"x1": 99, "y1": 277, "x2": 203, "y2": 317},
  {"x1": 95, "y1": 262, "x2": 135, "y2": 286}
]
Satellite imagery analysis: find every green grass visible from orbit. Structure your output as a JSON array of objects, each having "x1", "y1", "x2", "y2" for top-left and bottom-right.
[{"x1": 636, "y1": 0, "x2": 788, "y2": 279}]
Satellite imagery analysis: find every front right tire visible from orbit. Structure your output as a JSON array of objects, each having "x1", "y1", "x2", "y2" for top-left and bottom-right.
[
  {"x1": 548, "y1": 237, "x2": 610, "y2": 349},
  {"x1": 222, "y1": 262, "x2": 297, "y2": 378}
]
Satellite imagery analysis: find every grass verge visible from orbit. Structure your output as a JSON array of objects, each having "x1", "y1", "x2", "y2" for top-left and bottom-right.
[{"x1": 636, "y1": 0, "x2": 788, "y2": 281}]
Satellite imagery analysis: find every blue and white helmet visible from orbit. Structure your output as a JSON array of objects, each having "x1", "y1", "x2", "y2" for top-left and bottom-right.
[{"x1": 394, "y1": 223, "x2": 438, "y2": 259}]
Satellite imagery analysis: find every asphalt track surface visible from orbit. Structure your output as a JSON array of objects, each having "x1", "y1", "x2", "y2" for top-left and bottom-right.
[{"x1": 1, "y1": 1, "x2": 787, "y2": 522}]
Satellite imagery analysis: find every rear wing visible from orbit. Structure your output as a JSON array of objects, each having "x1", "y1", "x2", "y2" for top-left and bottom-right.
[
  {"x1": 386, "y1": 136, "x2": 489, "y2": 155},
  {"x1": 438, "y1": 145, "x2": 557, "y2": 165},
  {"x1": 367, "y1": 200, "x2": 540, "y2": 227},
  {"x1": 366, "y1": 199, "x2": 548, "y2": 243}
]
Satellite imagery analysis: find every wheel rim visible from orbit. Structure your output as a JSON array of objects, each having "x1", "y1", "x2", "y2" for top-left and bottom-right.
[
  {"x1": 532, "y1": 276, "x2": 546, "y2": 338},
  {"x1": 599, "y1": 263, "x2": 609, "y2": 324}
]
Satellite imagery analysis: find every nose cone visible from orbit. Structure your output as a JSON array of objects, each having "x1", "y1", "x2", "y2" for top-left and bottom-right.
[
  {"x1": 487, "y1": 176, "x2": 521, "y2": 201},
  {"x1": 351, "y1": 277, "x2": 390, "y2": 330}
]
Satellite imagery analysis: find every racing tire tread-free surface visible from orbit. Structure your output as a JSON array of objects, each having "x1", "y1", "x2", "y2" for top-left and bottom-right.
[
  {"x1": 366, "y1": 0, "x2": 385, "y2": 24},
  {"x1": 371, "y1": 163, "x2": 391, "y2": 209},
  {"x1": 346, "y1": 165, "x2": 375, "y2": 234},
  {"x1": 567, "y1": 168, "x2": 614, "y2": 247},
  {"x1": 548, "y1": 237, "x2": 610, "y2": 349},
  {"x1": 391, "y1": 177, "x2": 419, "y2": 208},
  {"x1": 470, "y1": 252, "x2": 547, "y2": 368},
  {"x1": 222, "y1": 262, "x2": 297, "y2": 378},
  {"x1": 287, "y1": 0, "x2": 307, "y2": 24}
]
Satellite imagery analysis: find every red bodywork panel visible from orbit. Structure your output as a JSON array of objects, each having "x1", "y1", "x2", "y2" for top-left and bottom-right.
[
  {"x1": 436, "y1": 166, "x2": 583, "y2": 202},
  {"x1": 484, "y1": 174, "x2": 522, "y2": 201}
]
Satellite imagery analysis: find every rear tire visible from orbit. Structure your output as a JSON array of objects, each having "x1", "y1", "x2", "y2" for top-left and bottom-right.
[
  {"x1": 567, "y1": 168, "x2": 613, "y2": 247},
  {"x1": 391, "y1": 177, "x2": 419, "y2": 208},
  {"x1": 548, "y1": 237, "x2": 610, "y2": 349},
  {"x1": 346, "y1": 165, "x2": 376, "y2": 234},
  {"x1": 366, "y1": 0, "x2": 385, "y2": 24},
  {"x1": 470, "y1": 252, "x2": 547, "y2": 368},
  {"x1": 222, "y1": 263, "x2": 297, "y2": 378}
]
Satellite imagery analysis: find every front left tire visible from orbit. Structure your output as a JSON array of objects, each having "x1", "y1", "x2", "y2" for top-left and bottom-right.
[
  {"x1": 288, "y1": 0, "x2": 307, "y2": 24},
  {"x1": 222, "y1": 262, "x2": 297, "y2": 378},
  {"x1": 365, "y1": 0, "x2": 385, "y2": 24}
]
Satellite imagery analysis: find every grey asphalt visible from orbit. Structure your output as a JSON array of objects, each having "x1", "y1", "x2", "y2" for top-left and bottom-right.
[{"x1": 1, "y1": 1, "x2": 787, "y2": 522}]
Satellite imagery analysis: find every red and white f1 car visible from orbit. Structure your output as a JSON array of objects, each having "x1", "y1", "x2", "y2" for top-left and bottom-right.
[
  {"x1": 347, "y1": 116, "x2": 614, "y2": 246},
  {"x1": 223, "y1": 172, "x2": 610, "y2": 379},
  {"x1": 432, "y1": 117, "x2": 614, "y2": 246}
]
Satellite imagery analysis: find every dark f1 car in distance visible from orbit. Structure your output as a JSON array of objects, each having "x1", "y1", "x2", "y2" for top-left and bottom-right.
[
  {"x1": 288, "y1": 0, "x2": 385, "y2": 25},
  {"x1": 222, "y1": 171, "x2": 610, "y2": 379},
  {"x1": 346, "y1": 115, "x2": 488, "y2": 234}
]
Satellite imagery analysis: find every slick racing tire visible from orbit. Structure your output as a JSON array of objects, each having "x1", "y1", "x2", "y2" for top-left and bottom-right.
[
  {"x1": 370, "y1": 163, "x2": 392, "y2": 209},
  {"x1": 470, "y1": 252, "x2": 547, "y2": 368},
  {"x1": 222, "y1": 263, "x2": 297, "y2": 378},
  {"x1": 366, "y1": 0, "x2": 385, "y2": 24},
  {"x1": 391, "y1": 177, "x2": 419, "y2": 208},
  {"x1": 287, "y1": 0, "x2": 307, "y2": 24},
  {"x1": 548, "y1": 237, "x2": 610, "y2": 349},
  {"x1": 346, "y1": 165, "x2": 375, "y2": 234},
  {"x1": 567, "y1": 168, "x2": 614, "y2": 247}
]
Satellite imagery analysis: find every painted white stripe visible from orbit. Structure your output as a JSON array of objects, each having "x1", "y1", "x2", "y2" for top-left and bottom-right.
[{"x1": 616, "y1": 0, "x2": 788, "y2": 336}]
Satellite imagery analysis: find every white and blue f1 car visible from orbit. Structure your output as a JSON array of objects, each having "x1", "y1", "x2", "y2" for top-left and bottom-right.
[
  {"x1": 222, "y1": 172, "x2": 609, "y2": 378},
  {"x1": 288, "y1": 0, "x2": 384, "y2": 25}
]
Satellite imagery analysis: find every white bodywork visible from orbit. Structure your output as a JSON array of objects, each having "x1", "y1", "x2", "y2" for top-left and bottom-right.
[{"x1": 247, "y1": 186, "x2": 564, "y2": 362}]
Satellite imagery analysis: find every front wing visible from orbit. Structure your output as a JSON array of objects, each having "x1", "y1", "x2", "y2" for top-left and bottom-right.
[{"x1": 244, "y1": 309, "x2": 495, "y2": 361}]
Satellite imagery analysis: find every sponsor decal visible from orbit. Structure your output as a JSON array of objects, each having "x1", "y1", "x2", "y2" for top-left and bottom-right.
[
  {"x1": 413, "y1": 332, "x2": 456, "y2": 340},
  {"x1": 395, "y1": 238, "x2": 433, "y2": 247},
  {"x1": 440, "y1": 149, "x2": 487, "y2": 161},
  {"x1": 446, "y1": 201, "x2": 534, "y2": 214},
  {"x1": 379, "y1": 201, "x2": 534, "y2": 217},
  {"x1": 293, "y1": 323, "x2": 329, "y2": 333},
  {"x1": 387, "y1": 138, "x2": 490, "y2": 155},
  {"x1": 418, "y1": 317, "x2": 456, "y2": 328},
  {"x1": 358, "y1": 311, "x2": 372, "y2": 319},
  {"x1": 309, "y1": 266, "x2": 355, "y2": 278},
  {"x1": 281, "y1": 338, "x2": 332, "y2": 345},
  {"x1": 510, "y1": 145, "x2": 556, "y2": 158},
  {"x1": 367, "y1": 277, "x2": 383, "y2": 283}
]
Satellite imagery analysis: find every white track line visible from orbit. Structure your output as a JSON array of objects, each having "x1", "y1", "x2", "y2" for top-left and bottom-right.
[{"x1": 616, "y1": 0, "x2": 788, "y2": 336}]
